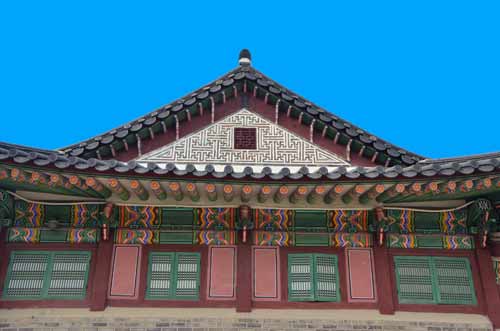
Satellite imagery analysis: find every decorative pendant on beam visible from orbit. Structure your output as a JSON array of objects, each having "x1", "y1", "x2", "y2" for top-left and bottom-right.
[
  {"x1": 223, "y1": 184, "x2": 234, "y2": 202},
  {"x1": 30, "y1": 171, "x2": 50, "y2": 185},
  {"x1": 168, "y1": 182, "x2": 183, "y2": 201},
  {"x1": 205, "y1": 183, "x2": 217, "y2": 201},
  {"x1": 376, "y1": 183, "x2": 406, "y2": 202},
  {"x1": 186, "y1": 183, "x2": 200, "y2": 202},
  {"x1": 241, "y1": 185, "x2": 253, "y2": 203},
  {"x1": 324, "y1": 185, "x2": 344, "y2": 204},
  {"x1": 307, "y1": 185, "x2": 326, "y2": 204},
  {"x1": 290, "y1": 186, "x2": 308, "y2": 204},
  {"x1": 342, "y1": 185, "x2": 366, "y2": 204},
  {"x1": 85, "y1": 178, "x2": 112, "y2": 198},
  {"x1": 274, "y1": 186, "x2": 289, "y2": 203},
  {"x1": 150, "y1": 181, "x2": 167, "y2": 200},
  {"x1": 130, "y1": 180, "x2": 149, "y2": 201},
  {"x1": 359, "y1": 184, "x2": 386, "y2": 204},
  {"x1": 258, "y1": 186, "x2": 272, "y2": 203},
  {"x1": 108, "y1": 178, "x2": 130, "y2": 201}
]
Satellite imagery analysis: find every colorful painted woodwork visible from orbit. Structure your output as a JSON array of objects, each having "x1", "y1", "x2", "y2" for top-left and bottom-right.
[
  {"x1": 330, "y1": 232, "x2": 372, "y2": 248},
  {"x1": 115, "y1": 229, "x2": 159, "y2": 245},
  {"x1": 119, "y1": 206, "x2": 160, "y2": 228},
  {"x1": 253, "y1": 231, "x2": 291, "y2": 246},
  {"x1": 8, "y1": 227, "x2": 41, "y2": 243},
  {"x1": 14, "y1": 201, "x2": 44, "y2": 227},
  {"x1": 330, "y1": 210, "x2": 369, "y2": 232},
  {"x1": 71, "y1": 204, "x2": 100, "y2": 227},
  {"x1": 196, "y1": 230, "x2": 236, "y2": 245},
  {"x1": 197, "y1": 208, "x2": 235, "y2": 230},
  {"x1": 67, "y1": 228, "x2": 99, "y2": 244},
  {"x1": 255, "y1": 209, "x2": 290, "y2": 231}
]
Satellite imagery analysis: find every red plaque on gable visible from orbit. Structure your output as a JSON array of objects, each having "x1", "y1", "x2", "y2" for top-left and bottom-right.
[{"x1": 234, "y1": 128, "x2": 257, "y2": 149}]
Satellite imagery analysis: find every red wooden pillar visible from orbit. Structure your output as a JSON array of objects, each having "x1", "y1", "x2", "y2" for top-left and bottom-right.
[
  {"x1": 0, "y1": 227, "x2": 8, "y2": 299},
  {"x1": 476, "y1": 237, "x2": 500, "y2": 328},
  {"x1": 89, "y1": 229, "x2": 114, "y2": 311},
  {"x1": 373, "y1": 243, "x2": 395, "y2": 314},
  {"x1": 236, "y1": 233, "x2": 252, "y2": 312}
]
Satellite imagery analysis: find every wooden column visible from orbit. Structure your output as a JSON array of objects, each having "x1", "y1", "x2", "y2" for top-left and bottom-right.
[
  {"x1": 0, "y1": 227, "x2": 9, "y2": 299},
  {"x1": 475, "y1": 237, "x2": 500, "y2": 328},
  {"x1": 236, "y1": 230, "x2": 252, "y2": 312},
  {"x1": 89, "y1": 229, "x2": 114, "y2": 311},
  {"x1": 373, "y1": 243, "x2": 395, "y2": 314}
]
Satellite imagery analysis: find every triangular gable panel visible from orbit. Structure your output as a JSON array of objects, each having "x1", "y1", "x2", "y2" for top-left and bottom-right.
[{"x1": 136, "y1": 109, "x2": 350, "y2": 172}]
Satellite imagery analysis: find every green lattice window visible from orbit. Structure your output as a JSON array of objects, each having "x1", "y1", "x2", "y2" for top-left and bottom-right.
[
  {"x1": 394, "y1": 256, "x2": 476, "y2": 305},
  {"x1": 3, "y1": 250, "x2": 91, "y2": 300},
  {"x1": 288, "y1": 253, "x2": 340, "y2": 302},
  {"x1": 145, "y1": 252, "x2": 200, "y2": 300}
]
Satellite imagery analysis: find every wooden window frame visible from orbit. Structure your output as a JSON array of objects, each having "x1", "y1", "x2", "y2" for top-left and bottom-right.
[
  {"x1": 3, "y1": 250, "x2": 91, "y2": 301},
  {"x1": 0, "y1": 243, "x2": 97, "y2": 309},
  {"x1": 394, "y1": 255, "x2": 477, "y2": 305},
  {"x1": 388, "y1": 248, "x2": 485, "y2": 314},
  {"x1": 145, "y1": 251, "x2": 200, "y2": 301}
]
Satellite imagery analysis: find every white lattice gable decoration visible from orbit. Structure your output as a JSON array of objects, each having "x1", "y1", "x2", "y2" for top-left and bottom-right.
[{"x1": 136, "y1": 109, "x2": 349, "y2": 172}]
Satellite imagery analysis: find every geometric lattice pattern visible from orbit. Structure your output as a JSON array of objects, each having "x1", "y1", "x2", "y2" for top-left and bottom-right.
[{"x1": 136, "y1": 109, "x2": 349, "y2": 168}]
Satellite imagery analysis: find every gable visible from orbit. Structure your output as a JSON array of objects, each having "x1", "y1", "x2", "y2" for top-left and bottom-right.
[{"x1": 136, "y1": 109, "x2": 350, "y2": 172}]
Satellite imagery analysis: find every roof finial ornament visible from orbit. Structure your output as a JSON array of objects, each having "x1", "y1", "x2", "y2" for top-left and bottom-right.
[{"x1": 238, "y1": 49, "x2": 251, "y2": 66}]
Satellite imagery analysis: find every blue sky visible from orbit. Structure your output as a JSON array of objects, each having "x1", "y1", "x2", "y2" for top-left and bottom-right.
[{"x1": 0, "y1": 1, "x2": 499, "y2": 158}]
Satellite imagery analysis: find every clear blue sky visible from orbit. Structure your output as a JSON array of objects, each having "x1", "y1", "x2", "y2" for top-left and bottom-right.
[{"x1": 1, "y1": 1, "x2": 499, "y2": 158}]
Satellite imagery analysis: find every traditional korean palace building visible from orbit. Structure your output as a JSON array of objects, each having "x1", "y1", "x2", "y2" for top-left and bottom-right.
[{"x1": 0, "y1": 50, "x2": 499, "y2": 330}]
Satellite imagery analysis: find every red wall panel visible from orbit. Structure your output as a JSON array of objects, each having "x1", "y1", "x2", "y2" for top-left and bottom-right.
[
  {"x1": 207, "y1": 246, "x2": 237, "y2": 300},
  {"x1": 252, "y1": 247, "x2": 280, "y2": 301},
  {"x1": 346, "y1": 248, "x2": 376, "y2": 302},
  {"x1": 108, "y1": 245, "x2": 141, "y2": 299}
]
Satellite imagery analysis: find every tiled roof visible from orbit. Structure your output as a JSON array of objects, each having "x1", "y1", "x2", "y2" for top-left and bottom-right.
[
  {"x1": 57, "y1": 50, "x2": 423, "y2": 166},
  {"x1": 1, "y1": 142, "x2": 498, "y2": 180}
]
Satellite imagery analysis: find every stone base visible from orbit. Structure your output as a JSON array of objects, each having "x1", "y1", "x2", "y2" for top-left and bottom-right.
[{"x1": 0, "y1": 308, "x2": 493, "y2": 331}]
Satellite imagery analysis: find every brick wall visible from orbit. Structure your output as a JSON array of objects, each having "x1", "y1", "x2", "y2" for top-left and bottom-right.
[{"x1": 0, "y1": 309, "x2": 493, "y2": 331}]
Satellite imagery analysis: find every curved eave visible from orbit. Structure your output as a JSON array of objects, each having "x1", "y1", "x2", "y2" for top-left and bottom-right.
[
  {"x1": 1, "y1": 143, "x2": 499, "y2": 181},
  {"x1": 55, "y1": 65, "x2": 423, "y2": 166}
]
